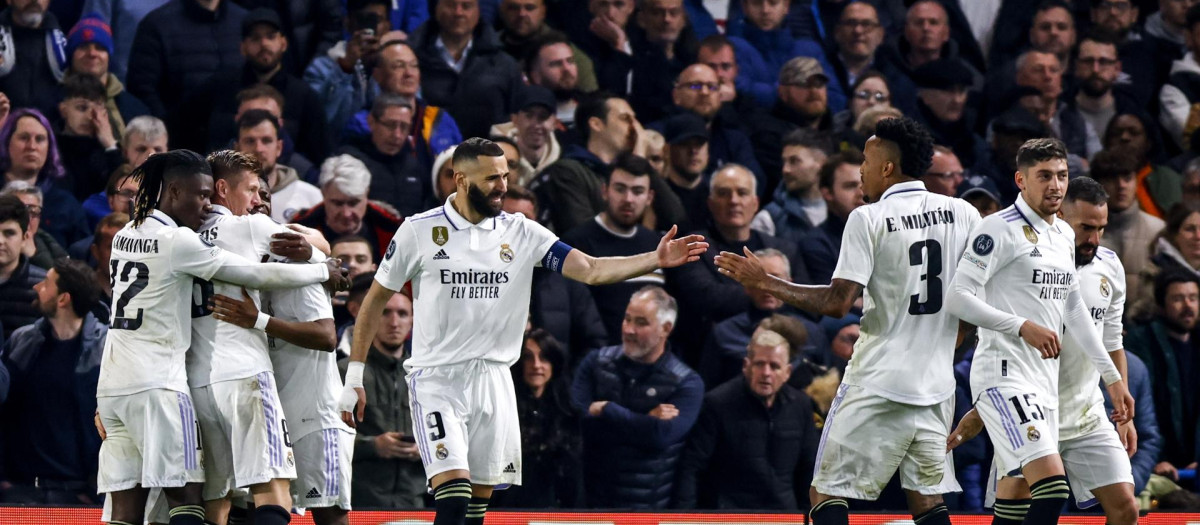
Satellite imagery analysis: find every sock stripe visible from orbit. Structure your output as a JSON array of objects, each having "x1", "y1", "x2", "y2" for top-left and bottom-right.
[
  {"x1": 169, "y1": 505, "x2": 207, "y2": 518},
  {"x1": 812, "y1": 498, "x2": 849, "y2": 513},
  {"x1": 1030, "y1": 477, "x2": 1071, "y2": 500},
  {"x1": 913, "y1": 504, "x2": 948, "y2": 524}
]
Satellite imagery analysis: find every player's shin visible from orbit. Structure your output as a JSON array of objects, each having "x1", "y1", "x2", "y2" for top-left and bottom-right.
[
  {"x1": 992, "y1": 498, "x2": 1031, "y2": 525},
  {"x1": 432, "y1": 478, "x2": 473, "y2": 525},
  {"x1": 913, "y1": 503, "x2": 951, "y2": 525},
  {"x1": 1023, "y1": 475, "x2": 1070, "y2": 525},
  {"x1": 166, "y1": 504, "x2": 206, "y2": 525},
  {"x1": 466, "y1": 495, "x2": 490, "y2": 525},
  {"x1": 808, "y1": 497, "x2": 850, "y2": 525}
]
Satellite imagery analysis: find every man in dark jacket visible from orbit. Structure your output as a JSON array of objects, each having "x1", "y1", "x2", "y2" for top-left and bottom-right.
[
  {"x1": 0, "y1": 196, "x2": 46, "y2": 340},
  {"x1": 0, "y1": 0, "x2": 66, "y2": 117},
  {"x1": 799, "y1": 151, "x2": 865, "y2": 286},
  {"x1": 291, "y1": 154, "x2": 402, "y2": 260},
  {"x1": 0, "y1": 259, "x2": 104, "y2": 504},
  {"x1": 1124, "y1": 270, "x2": 1200, "y2": 481},
  {"x1": 675, "y1": 329, "x2": 818, "y2": 509},
  {"x1": 175, "y1": 7, "x2": 330, "y2": 163},
  {"x1": 337, "y1": 93, "x2": 430, "y2": 218},
  {"x1": 748, "y1": 56, "x2": 835, "y2": 188},
  {"x1": 410, "y1": 0, "x2": 523, "y2": 138},
  {"x1": 572, "y1": 286, "x2": 704, "y2": 509},
  {"x1": 126, "y1": 0, "x2": 247, "y2": 119}
]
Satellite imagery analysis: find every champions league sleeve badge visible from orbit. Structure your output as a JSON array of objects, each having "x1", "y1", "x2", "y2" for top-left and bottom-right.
[{"x1": 972, "y1": 234, "x2": 994, "y2": 256}]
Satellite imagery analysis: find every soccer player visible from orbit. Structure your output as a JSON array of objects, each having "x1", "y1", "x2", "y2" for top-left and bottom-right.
[
  {"x1": 187, "y1": 150, "x2": 337, "y2": 525},
  {"x1": 945, "y1": 138, "x2": 1134, "y2": 525},
  {"x1": 714, "y1": 117, "x2": 979, "y2": 525},
  {"x1": 340, "y1": 137, "x2": 708, "y2": 525},
  {"x1": 948, "y1": 176, "x2": 1139, "y2": 525},
  {"x1": 97, "y1": 150, "x2": 348, "y2": 525},
  {"x1": 209, "y1": 184, "x2": 355, "y2": 525}
]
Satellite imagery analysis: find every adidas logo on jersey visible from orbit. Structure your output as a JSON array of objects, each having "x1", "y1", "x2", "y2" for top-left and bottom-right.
[
  {"x1": 433, "y1": 249, "x2": 450, "y2": 260},
  {"x1": 503, "y1": 463, "x2": 517, "y2": 473},
  {"x1": 1030, "y1": 247, "x2": 1042, "y2": 258},
  {"x1": 307, "y1": 487, "x2": 321, "y2": 499}
]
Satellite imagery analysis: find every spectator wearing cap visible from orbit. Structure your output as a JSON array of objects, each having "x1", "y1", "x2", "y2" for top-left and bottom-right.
[
  {"x1": 174, "y1": 7, "x2": 330, "y2": 164},
  {"x1": 798, "y1": 151, "x2": 864, "y2": 286},
  {"x1": 525, "y1": 33, "x2": 596, "y2": 130},
  {"x1": 53, "y1": 74, "x2": 124, "y2": 201},
  {"x1": 490, "y1": 84, "x2": 563, "y2": 187},
  {"x1": 1160, "y1": 5, "x2": 1200, "y2": 150},
  {"x1": 655, "y1": 63, "x2": 765, "y2": 195},
  {"x1": 724, "y1": 0, "x2": 844, "y2": 112},
  {"x1": 661, "y1": 112, "x2": 714, "y2": 233},
  {"x1": 338, "y1": 93, "x2": 431, "y2": 219},
  {"x1": 0, "y1": 259, "x2": 104, "y2": 505},
  {"x1": 0, "y1": 0, "x2": 67, "y2": 117},
  {"x1": 126, "y1": 0, "x2": 248, "y2": 120},
  {"x1": 410, "y1": 0, "x2": 524, "y2": 139},
  {"x1": 827, "y1": 2, "x2": 918, "y2": 118},
  {"x1": 876, "y1": 0, "x2": 981, "y2": 95},
  {"x1": 748, "y1": 57, "x2": 834, "y2": 195},
  {"x1": 431, "y1": 145, "x2": 457, "y2": 202},
  {"x1": 973, "y1": 107, "x2": 1048, "y2": 205},
  {"x1": 666, "y1": 163, "x2": 807, "y2": 364},
  {"x1": 912, "y1": 57, "x2": 986, "y2": 169},
  {"x1": 1092, "y1": 147, "x2": 1166, "y2": 305},
  {"x1": 79, "y1": 0, "x2": 169, "y2": 81},
  {"x1": 753, "y1": 129, "x2": 832, "y2": 244},
  {"x1": 291, "y1": 154, "x2": 402, "y2": 260},
  {"x1": 235, "y1": 109, "x2": 322, "y2": 223},
  {"x1": 957, "y1": 173, "x2": 1002, "y2": 217},
  {"x1": 64, "y1": 13, "x2": 150, "y2": 139},
  {"x1": 921, "y1": 145, "x2": 964, "y2": 197}
]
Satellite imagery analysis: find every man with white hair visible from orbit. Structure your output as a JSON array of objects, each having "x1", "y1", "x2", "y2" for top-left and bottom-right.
[{"x1": 292, "y1": 154, "x2": 402, "y2": 260}]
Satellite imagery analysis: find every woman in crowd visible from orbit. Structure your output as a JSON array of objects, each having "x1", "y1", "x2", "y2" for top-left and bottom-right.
[{"x1": 0, "y1": 108, "x2": 90, "y2": 246}]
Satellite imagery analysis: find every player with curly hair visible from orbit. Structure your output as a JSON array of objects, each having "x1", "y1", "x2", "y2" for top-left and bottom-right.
[{"x1": 716, "y1": 117, "x2": 980, "y2": 525}]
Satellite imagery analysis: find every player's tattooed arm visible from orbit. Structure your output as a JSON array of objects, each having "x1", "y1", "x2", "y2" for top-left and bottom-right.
[{"x1": 715, "y1": 247, "x2": 861, "y2": 318}]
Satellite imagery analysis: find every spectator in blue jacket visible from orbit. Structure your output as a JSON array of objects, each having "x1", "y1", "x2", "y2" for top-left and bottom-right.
[
  {"x1": 572, "y1": 286, "x2": 704, "y2": 509},
  {"x1": 725, "y1": 0, "x2": 843, "y2": 112},
  {"x1": 0, "y1": 259, "x2": 105, "y2": 504},
  {"x1": 1104, "y1": 350, "x2": 1162, "y2": 494}
]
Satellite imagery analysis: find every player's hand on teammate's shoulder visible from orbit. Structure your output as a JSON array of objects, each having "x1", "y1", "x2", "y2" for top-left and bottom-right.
[
  {"x1": 714, "y1": 246, "x2": 768, "y2": 289},
  {"x1": 1018, "y1": 320, "x2": 1060, "y2": 359},
  {"x1": 946, "y1": 408, "x2": 982, "y2": 452},
  {"x1": 270, "y1": 231, "x2": 314, "y2": 261},
  {"x1": 656, "y1": 225, "x2": 708, "y2": 268},
  {"x1": 211, "y1": 288, "x2": 259, "y2": 329},
  {"x1": 323, "y1": 259, "x2": 352, "y2": 293}
]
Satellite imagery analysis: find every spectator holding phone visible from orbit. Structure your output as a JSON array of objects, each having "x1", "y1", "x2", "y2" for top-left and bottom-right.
[{"x1": 306, "y1": 0, "x2": 392, "y2": 141}]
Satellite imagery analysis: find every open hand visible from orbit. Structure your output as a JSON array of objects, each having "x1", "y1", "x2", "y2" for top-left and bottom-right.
[
  {"x1": 656, "y1": 225, "x2": 707, "y2": 268},
  {"x1": 211, "y1": 288, "x2": 259, "y2": 329},
  {"x1": 714, "y1": 246, "x2": 769, "y2": 290}
]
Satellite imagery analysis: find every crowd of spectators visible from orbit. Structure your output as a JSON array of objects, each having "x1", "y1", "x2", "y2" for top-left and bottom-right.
[{"x1": 0, "y1": 0, "x2": 1198, "y2": 514}]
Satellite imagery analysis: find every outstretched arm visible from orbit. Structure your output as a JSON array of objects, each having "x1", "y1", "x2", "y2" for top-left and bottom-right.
[
  {"x1": 339, "y1": 280, "x2": 397, "y2": 428},
  {"x1": 562, "y1": 225, "x2": 707, "y2": 286},
  {"x1": 714, "y1": 247, "x2": 861, "y2": 318}
]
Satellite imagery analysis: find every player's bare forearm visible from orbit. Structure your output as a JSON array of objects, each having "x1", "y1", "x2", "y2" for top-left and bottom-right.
[
  {"x1": 267, "y1": 318, "x2": 337, "y2": 352},
  {"x1": 767, "y1": 278, "x2": 861, "y2": 318},
  {"x1": 1110, "y1": 349, "x2": 1128, "y2": 384},
  {"x1": 564, "y1": 250, "x2": 659, "y2": 286},
  {"x1": 349, "y1": 281, "x2": 396, "y2": 363}
]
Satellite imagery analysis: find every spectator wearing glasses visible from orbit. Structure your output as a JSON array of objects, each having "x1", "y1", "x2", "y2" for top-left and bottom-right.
[
  {"x1": 833, "y1": 71, "x2": 892, "y2": 136},
  {"x1": 1, "y1": 181, "x2": 65, "y2": 271},
  {"x1": 1088, "y1": 0, "x2": 1171, "y2": 108},
  {"x1": 921, "y1": 145, "x2": 964, "y2": 197},
  {"x1": 1074, "y1": 33, "x2": 1142, "y2": 141},
  {"x1": 337, "y1": 93, "x2": 431, "y2": 218},
  {"x1": 828, "y1": 1, "x2": 918, "y2": 117}
]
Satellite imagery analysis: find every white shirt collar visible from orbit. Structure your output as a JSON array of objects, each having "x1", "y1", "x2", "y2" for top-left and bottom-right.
[
  {"x1": 1014, "y1": 194, "x2": 1053, "y2": 233},
  {"x1": 443, "y1": 193, "x2": 498, "y2": 231},
  {"x1": 881, "y1": 180, "x2": 928, "y2": 200},
  {"x1": 148, "y1": 209, "x2": 177, "y2": 227}
]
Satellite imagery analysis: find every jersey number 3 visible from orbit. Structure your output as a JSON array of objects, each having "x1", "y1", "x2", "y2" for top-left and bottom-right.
[
  {"x1": 908, "y1": 240, "x2": 943, "y2": 315},
  {"x1": 110, "y1": 259, "x2": 150, "y2": 330}
]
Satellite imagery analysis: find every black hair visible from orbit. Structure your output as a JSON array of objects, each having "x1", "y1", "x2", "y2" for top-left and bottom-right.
[
  {"x1": 347, "y1": 0, "x2": 390, "y2": 13},
  {"x1": 1035, "y1": 0, "x2": 1072, "y2": 16},
  {"x1": 609, "y1": 152, "x2": 656, "y2": 180},
  {"x1": 61, "y1": 73, "x2": 107, "y2": 103},
  {"x1": 818, "y1": 150, "x2": 865, "y2": 189},
  {"x1": 332, "y1": 235, "x2": 376, "y2": 264},
  {"x1": 1088, "y1": 148, "x2": 1139, "y2": 182},
  {"x1": 1065, "y1": 174, "x2": 1108, "y2": 206},
  {"x1": 523, "y1": 30, "x2": 572, "y2": 76},
  {"x1": 575, "y1": 91, "x2": 618, "y2": 144},
  {"x1": 873, "y1": 116, "x2": 934, "y2": 178},
  {"x1": 452, "y1": 137, "x2": 505, "y2": 168},
  {"x1": 0, "y1": 194, "x2": 29, "y2": 233},
  {"x1": 130, "y1": 149, "x2": 211, "y2": 227},
  {"x1": 236, "y1": 109, "x2": 281, "y2": 135},
  {"x1": 512, "y1": 328, "x2": 577, "y2": 415},
  {"x1": 53, "y1": 258, "x2": 101, "y2": 319},
  {"x1": 506, "y1": 185, "x2": 537, "y2": 208},
  {"x1": 1078, "y1": 30, "x2": 1119, "y2": 50},
  {"x1": 1015, "y1": 137, "x2": 1068, "y2": 170},
  {"x1": 1155, "y1": 268, "x2": 1200, "y2": 308},
  {"x1": 697, "y1": 34, "x2": 734, "y2": 55},
  {"x1": 781, "y1": 128, "x2": 835, "y2": 155},
  {"x1": 488, "y1": 134, "x2": 519, "y2": 151}
]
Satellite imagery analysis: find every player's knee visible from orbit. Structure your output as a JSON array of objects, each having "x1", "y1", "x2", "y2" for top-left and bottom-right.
[
  {"x1": 163, "y1": 484, "x2": 204, "y2": 507},
  {"x1": 1106, "y1": 494, "x2": 1139, "y2": 525},
  {"x1": 905, "y1": 492, "x2": 944, "y2": 516}
]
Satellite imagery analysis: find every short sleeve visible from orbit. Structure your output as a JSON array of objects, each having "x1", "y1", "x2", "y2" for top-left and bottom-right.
[
  {"x1": 171, "y1": 229, "x2": 238, "y2": 281},
  {"x1": 955, "y1": 217, "x2": 1013, "y2": 287},
  {"x1": 376, "y1": 220, "x2": 421, "y2": 292},
  {"x1": 831, "y1": 208, "x2": 873, "y2": 287},
  {"x1": 524, "y1": 216, "x2": 561, "y2": 268}
]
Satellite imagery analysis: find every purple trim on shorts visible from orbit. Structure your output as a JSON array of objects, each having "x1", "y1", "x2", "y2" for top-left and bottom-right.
[
  {"x1": 986, "y1": 387, "x2": 1024, "y2": 451},
  {"x1": 177, "y1": 392, "x2": 197, "y2": 470},
  {"x1": 257, "y1": 372, "x2": 283, "y2": 467},
  {"x1": 408, "y1": 369, "x2": 432, "y2": 465},
  {"x1": 813, "y1": 383, "x2": 849, "y2": 475},
  {"x1": 326, "y1": 429, "x2": 340, "y2": 497}
]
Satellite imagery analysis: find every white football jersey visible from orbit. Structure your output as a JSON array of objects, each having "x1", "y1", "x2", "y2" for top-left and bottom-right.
[
  {"x1": 833, "y1": 181, "x2": 981, "y2": 405},
  {"x1": 376, "y1": 196, "x2": 560, "y2": 369},
  {"x1": 266, "y1": 283, "x2": 348, "y2": 440},
  {"x1": 98, "y1": 210, "x2": 240, "y2": 397},
  {"x1": 961, "y1": 196, "x2": 1078, "y2": 410},
  {"x1": 188, "y1": 205, "x2": 297, "y2": 387},
  {"x1": 1058, "y1": 246, "x2": 1125, "y2": 440}
]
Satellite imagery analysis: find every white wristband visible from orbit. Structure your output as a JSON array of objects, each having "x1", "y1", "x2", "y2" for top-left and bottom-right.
[
  {"x1": 253, "y1": 311, "x2": 271, "y2": 331},
  {"x1": 345, "y1": 361, "x2": 365, "y2": 389}
]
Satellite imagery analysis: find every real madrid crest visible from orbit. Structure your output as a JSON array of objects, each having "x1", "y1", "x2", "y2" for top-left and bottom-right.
[
  {"x1": 432, "y1": 226, "x2": 449, "y2": 246},
  {"x1": 1027, "y1": 425, "x2": 1040, "y2": 442},
  {"x1": 1099, "y1": 276, "x2": 1111, "y2": 298},
  {"x1": 436, "y1": 443, "x2": 449, "y2": 460},
  {"x1": 499, "y1": 243, "x2": 515, "y2": 263},
  {"x1": 1022, "y1": 225, "x2": 1038, "y2": 244}
]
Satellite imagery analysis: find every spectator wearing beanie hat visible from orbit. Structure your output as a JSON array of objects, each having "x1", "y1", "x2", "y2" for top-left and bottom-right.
[{"x1": 65, "y1": 13, "x2": 150, "y2": 139}]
